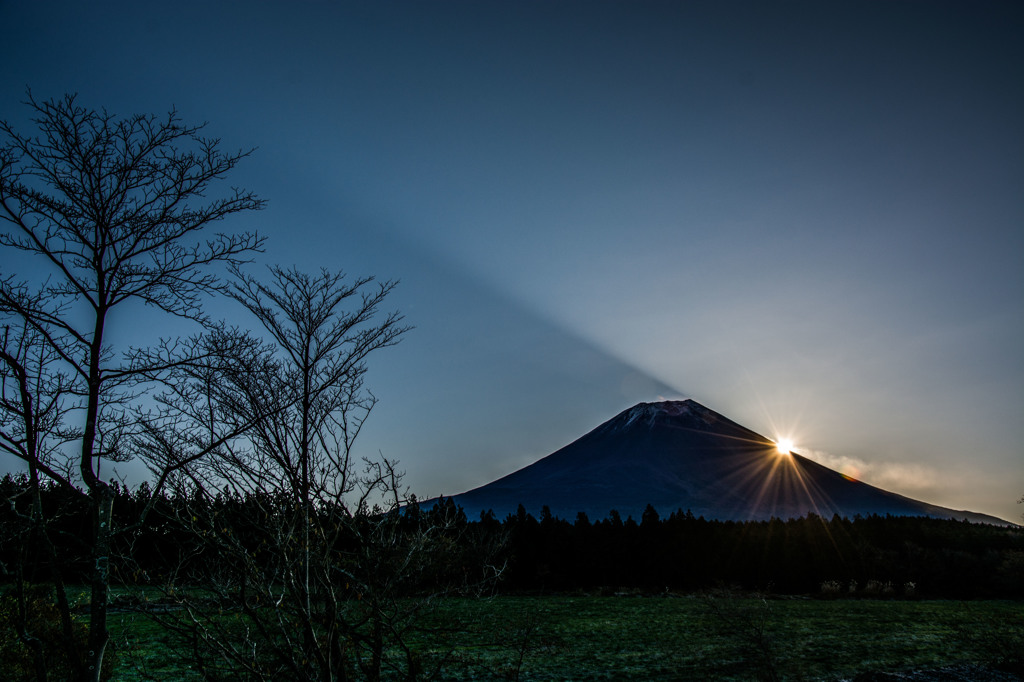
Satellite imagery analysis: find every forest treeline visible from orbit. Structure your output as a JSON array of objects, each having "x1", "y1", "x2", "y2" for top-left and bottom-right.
[
  {"x1": 495, "y1": 502, "x2": 1023, "y2": 598},
  {"x1": 3, "y1": 474, "x2": 1021, "y2": 600}
]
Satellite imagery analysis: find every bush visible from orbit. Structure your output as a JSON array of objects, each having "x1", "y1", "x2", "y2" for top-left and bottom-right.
[
  {"x1": 819, "y1": 579, "x2": 842, "y2": 597},
  {"x1": 0, "y1": 584, "x2": 115, "y2": 681}
]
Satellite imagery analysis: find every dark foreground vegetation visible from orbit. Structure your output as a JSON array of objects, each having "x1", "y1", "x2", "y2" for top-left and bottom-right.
[
  {"x1": 4, "y1": 476, "x2": 1022, "y2": 599},
  {"x1": 4, "y1": 588, "x2": 1023, "y2": 681},
  {"x1": 2, "y1": 476, "x2": 1023, "y2": 679},
  {"x1": 2, "y1": 475, "x2": 1022, "y2": 680}
]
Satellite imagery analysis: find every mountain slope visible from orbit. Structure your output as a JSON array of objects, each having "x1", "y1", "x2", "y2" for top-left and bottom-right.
[{"x1": 446, "y1": 400, "x2": 1007, "y2": 524}]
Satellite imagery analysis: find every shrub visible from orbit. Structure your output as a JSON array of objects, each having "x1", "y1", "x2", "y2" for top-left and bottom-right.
[
  {"x1": 858, "y1": 580, "x2": 898, "y2": 599},
  {"x1": 0, "y1": 584, "x2": 115, "y2": 681},
  {"x1": 819, "y1": 580, "x2": 842, "y2": 597}
]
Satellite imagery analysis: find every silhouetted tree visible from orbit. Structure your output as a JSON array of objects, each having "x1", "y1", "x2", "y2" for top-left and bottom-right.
[
  {"x1": 0, "y1": 92, "x2": 263, "y2": 681},
  {"x1": 133, "y1": 266, "x2": 497, "y2": 680}
]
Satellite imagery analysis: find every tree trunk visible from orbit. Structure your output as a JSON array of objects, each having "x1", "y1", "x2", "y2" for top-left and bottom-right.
[
  {"x1": 13, "y1": 568, "x2": 48, "y2": 682},
  {"x1": 84, "y1": 490, "x2": 113, "y2": 682}
]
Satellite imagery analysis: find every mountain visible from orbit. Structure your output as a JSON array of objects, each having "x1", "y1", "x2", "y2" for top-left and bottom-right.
[{"x1": 445, "y1": 399, "x2": 1008, "y2": 524}]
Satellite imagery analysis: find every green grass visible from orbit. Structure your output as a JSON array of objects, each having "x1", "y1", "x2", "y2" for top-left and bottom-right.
[
  {"x1": 103, "y1": 595, "x2": 1022, "y2": 680},
  {"x1": 111, "y1": 613, "x2": 201, "y2": 681},
  {"x1": 403, "y1": 596, "x2": 1023, "y2": 680}
]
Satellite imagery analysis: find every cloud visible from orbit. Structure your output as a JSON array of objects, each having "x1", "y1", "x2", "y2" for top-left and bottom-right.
[{"x1": 798, "y1": 448, "x2": 943, "y2": 499}]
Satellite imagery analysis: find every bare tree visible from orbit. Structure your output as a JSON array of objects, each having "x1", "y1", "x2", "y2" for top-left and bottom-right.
[
  {"x1": 224, "y1": 265, "x2": 407, "y2": 513},
  {"x1": 0, "y1": 321, "x2": 84, "y2": 679},
  {"x1": 0, "y1": 92, "x2": 264, "y2": 681},
  {"x1": 136, "y1": 266, "x2": 497, "y2": 680},
  {"x1": 140, "y1": 266, "x2": 408, "y2": 680}
]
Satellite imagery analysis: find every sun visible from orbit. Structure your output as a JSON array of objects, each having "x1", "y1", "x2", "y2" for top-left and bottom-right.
[{"x1": 775, "y1": 438, "x2": 794, "y2": 454}]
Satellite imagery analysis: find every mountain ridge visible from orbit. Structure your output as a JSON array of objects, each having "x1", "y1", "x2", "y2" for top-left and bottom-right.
[{"x1": 442, "y1": 399, "x2": 1010, "y2": 525}]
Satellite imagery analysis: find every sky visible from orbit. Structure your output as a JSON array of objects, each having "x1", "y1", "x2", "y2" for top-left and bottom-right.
[{"x1": 1, "y1": 0, "x2": 1021, "y2": 522}]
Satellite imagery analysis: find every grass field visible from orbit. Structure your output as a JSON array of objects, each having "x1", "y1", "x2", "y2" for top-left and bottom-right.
[{"x1": 107, "y1": 594, "x2": 1023, "y2": 680}]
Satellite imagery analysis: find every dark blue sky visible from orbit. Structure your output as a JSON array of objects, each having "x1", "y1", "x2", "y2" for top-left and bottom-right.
[{"x1": 2, "y1": 1, "x2": 1021, "y2": 521}]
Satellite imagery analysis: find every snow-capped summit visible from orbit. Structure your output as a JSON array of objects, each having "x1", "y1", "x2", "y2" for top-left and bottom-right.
[
  {"x1": 619, "y1": 400, "x2": 694, "y2": 426},
  {"x1": 610, "y1": 399, "x2": 724, "y2": 431}
]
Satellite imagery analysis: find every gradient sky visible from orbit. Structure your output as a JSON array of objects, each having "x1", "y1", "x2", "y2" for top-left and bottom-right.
[{"x1": 2, "y1": 1, "x2": 1021, "y2": 522}]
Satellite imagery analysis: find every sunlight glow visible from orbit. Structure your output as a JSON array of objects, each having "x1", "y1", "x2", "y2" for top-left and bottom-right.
[{"x1": 775, "y1": 438, "x2": 794, "y2": 454}]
